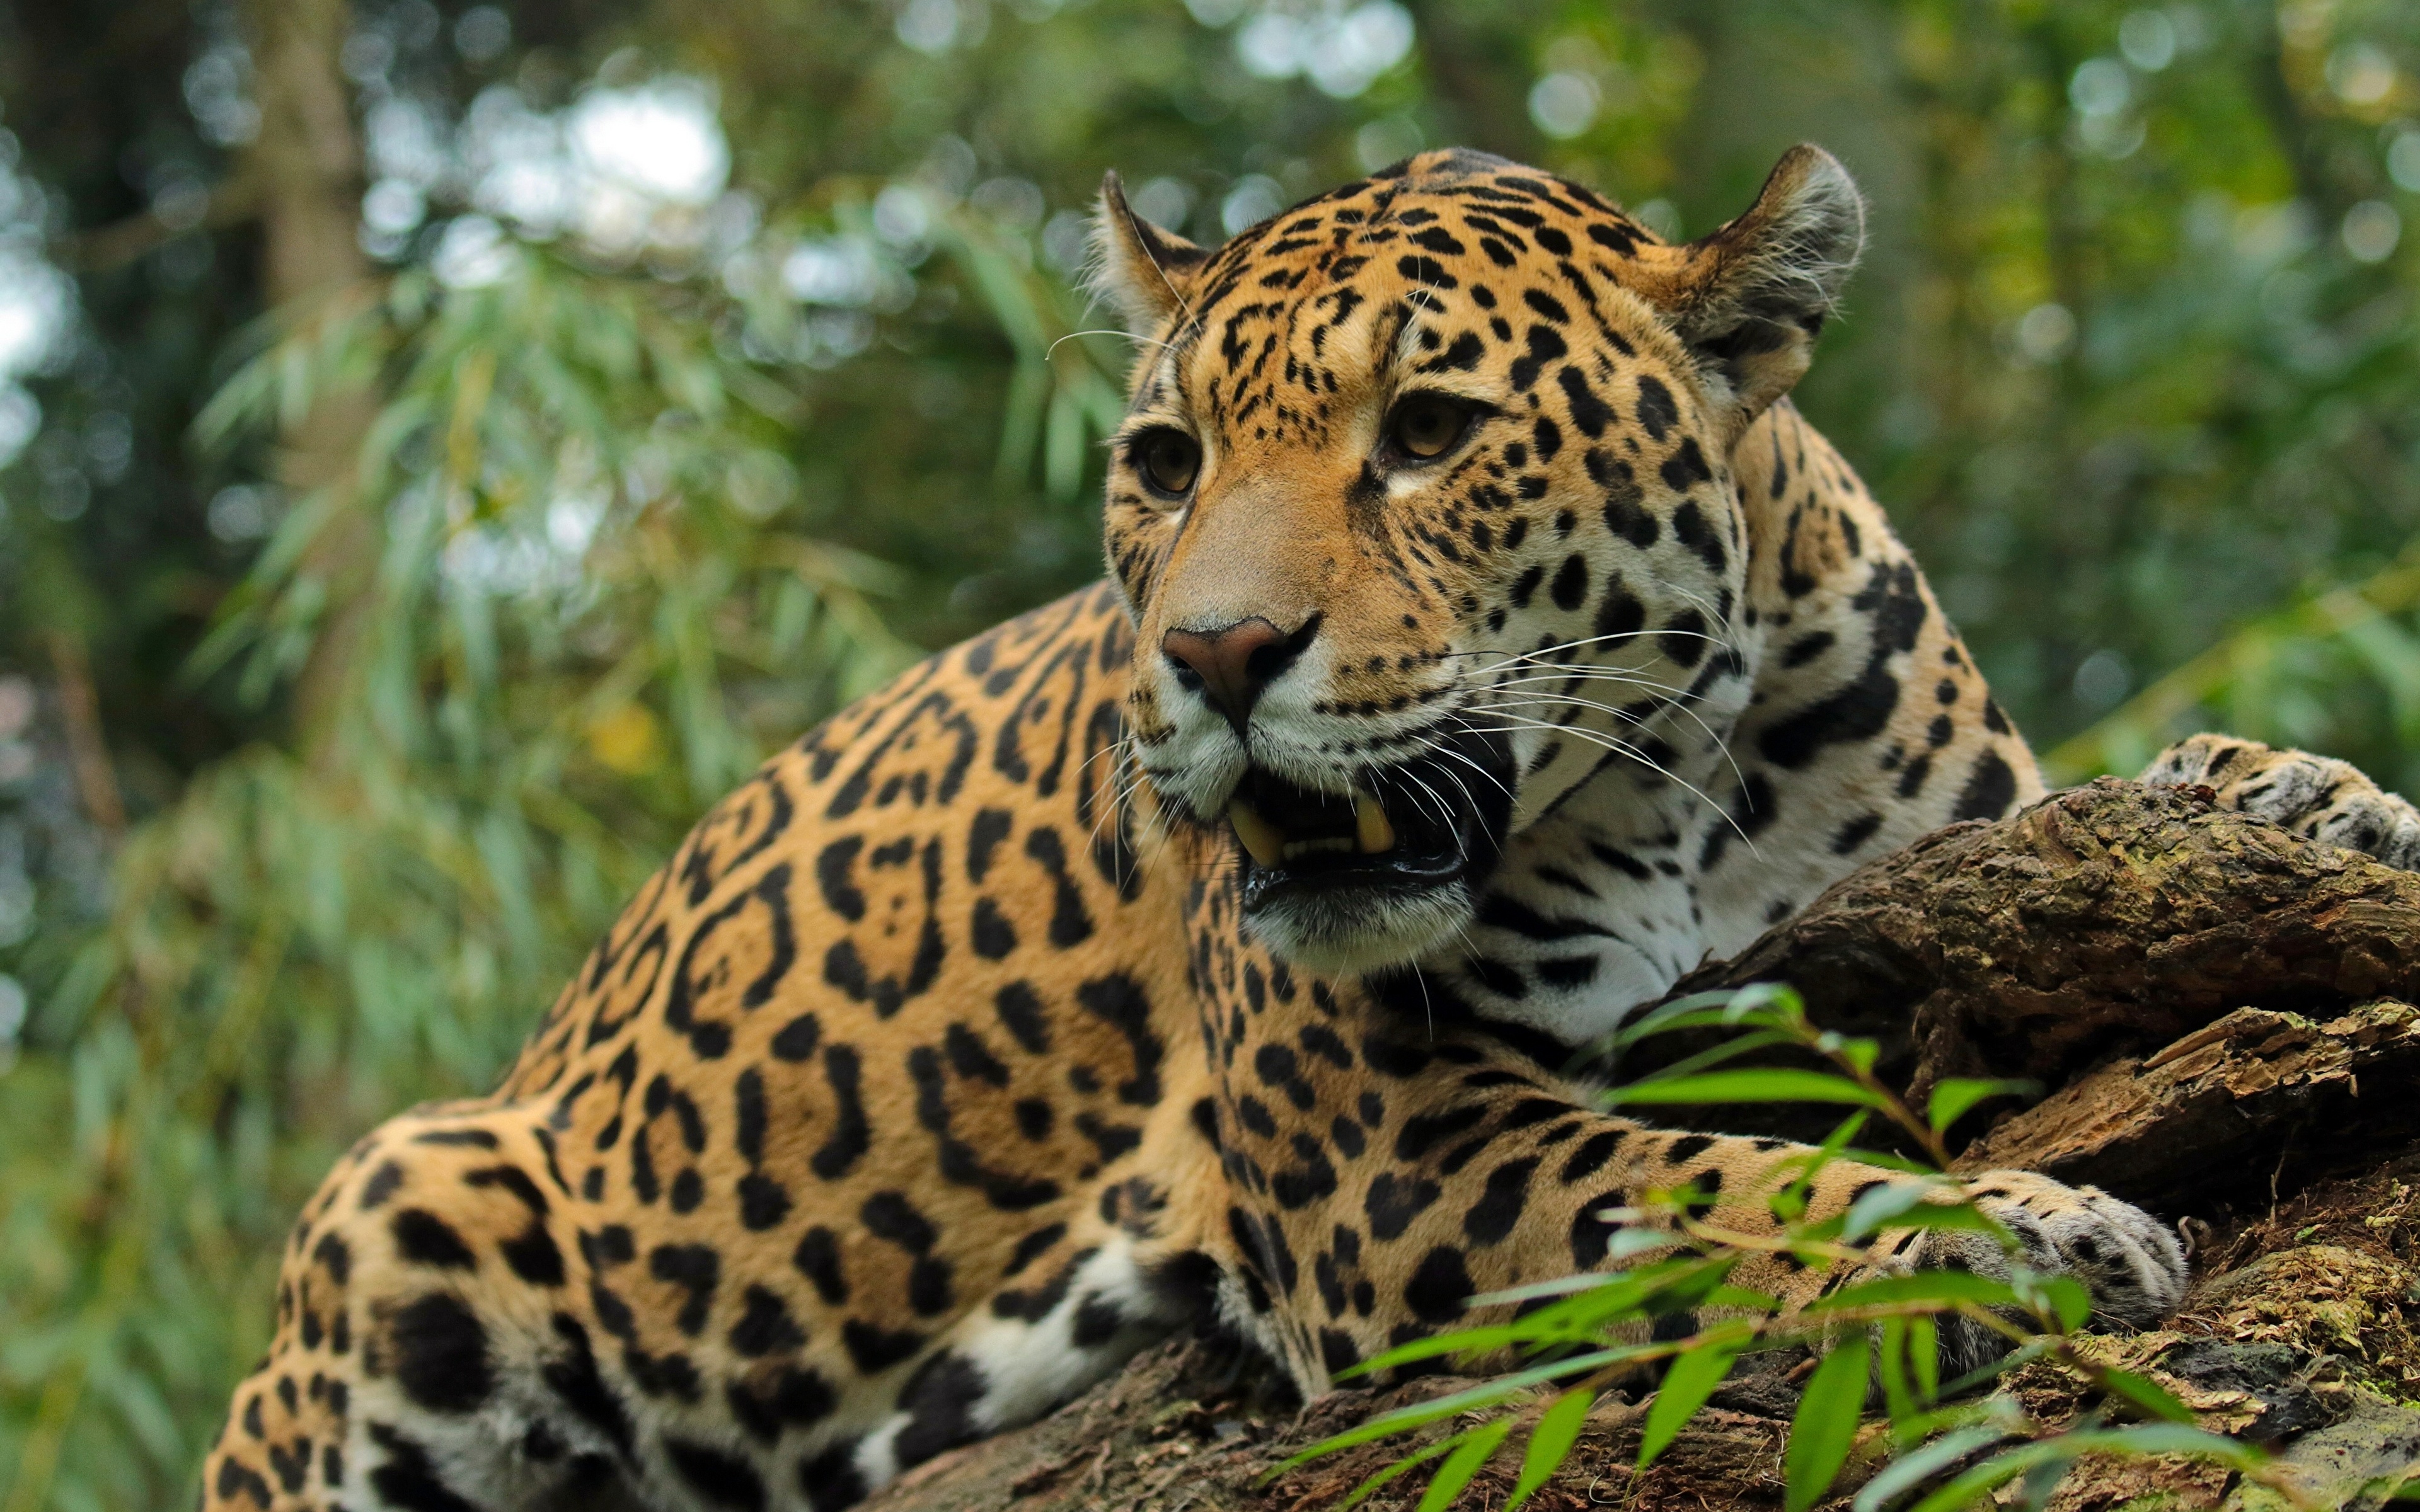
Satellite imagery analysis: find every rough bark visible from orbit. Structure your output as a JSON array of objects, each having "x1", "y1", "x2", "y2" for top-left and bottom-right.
[
  {"x1": 1953, "y1": 999, "x2": 2420, "y2": 1205},
  {"x1": 863, "y1": 781, "x2": 2420, "y2": 1511},
  {"x1": 1616, "y1": 777, "x2": 2420, "y2": 1162}
]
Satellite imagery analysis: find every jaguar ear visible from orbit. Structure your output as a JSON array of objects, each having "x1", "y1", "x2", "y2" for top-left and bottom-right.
[
  {"x1": 1642, "y1": 144, "x2": 1865, "y2": 431},
  {"x1": 1089, "y1": 171, "x2": 1210, "y2": 337}
]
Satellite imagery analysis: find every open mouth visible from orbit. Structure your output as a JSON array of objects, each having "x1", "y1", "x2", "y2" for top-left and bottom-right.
[{"x1": 1224, "y1": 728, "x2": 1517, "y2": 915}]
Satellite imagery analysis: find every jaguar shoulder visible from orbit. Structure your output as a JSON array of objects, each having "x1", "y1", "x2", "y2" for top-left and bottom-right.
[{"x1": 204, "y1": 146, "x2": 2404, "y2": 1512}]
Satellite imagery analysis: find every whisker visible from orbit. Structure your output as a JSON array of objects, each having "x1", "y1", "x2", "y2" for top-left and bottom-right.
[
  {"x1": 1470, "y1": 638, "x2": 1726, "y2": 684},
  {"x1": 1428, "y1": 627, "x2": 1690, "y2": 671},
  {"x1": 1662, "y1": 581, "x2": 1748, "y2": 669},
  {"x1": 1396, "y1": 767, "x2": 1458, "y2": 828},
  {"x1": 1475, "y1": 713, "x2": 1757, "y2": 856},
  {"x1": 1482, "y1": 668, "x2": 1683, "y2": 697},
  {"x1": 1432, "y1": 760, "x2": 1484, "y2": 837},
  {"x1": 1046, "y1": 327, "x2": 1179, "y2": 362},
  {"x1": 1431, "y1": 743, "x2": 1516, "y2": 803},
  {"x1": 1469, "y1": 681, "x2": 1751, "y2": 801}
]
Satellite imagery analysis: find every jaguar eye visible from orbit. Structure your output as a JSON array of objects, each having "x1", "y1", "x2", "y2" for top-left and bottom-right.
[
  {"x1": 1134, "y1": 429, "x2": 1201, "y2": 498},
  {"x1": 1389, "y1": 394, "x2": 1472, "y2": 461}
]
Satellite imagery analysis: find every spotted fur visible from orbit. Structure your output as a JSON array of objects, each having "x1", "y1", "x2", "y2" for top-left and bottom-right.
[
  {"x1": 205, "y1": 146, "x2": 2420, "y2": 1512},
  {"x1": 2143, "y1": 732, "x2": 2420, "y2": 867}
]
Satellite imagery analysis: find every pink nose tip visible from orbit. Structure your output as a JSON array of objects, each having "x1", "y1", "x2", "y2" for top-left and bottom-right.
[{"x1": 1161, "y1": 616, "x2": 1317, "y2": 733}]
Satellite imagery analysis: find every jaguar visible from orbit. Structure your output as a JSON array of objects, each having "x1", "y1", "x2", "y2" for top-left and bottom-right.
[{"x1": 199, "y1": 144, "x2": 2420, "y2": 1512}]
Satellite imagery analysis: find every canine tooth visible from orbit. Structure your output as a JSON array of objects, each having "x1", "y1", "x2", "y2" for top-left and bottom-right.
[
  {"x1": 1228, "y1": 800, "x2": 1286, "y2": 868},
  {"x1": 1354, "y1": 790, "x2": 1396, "y2": 854}
]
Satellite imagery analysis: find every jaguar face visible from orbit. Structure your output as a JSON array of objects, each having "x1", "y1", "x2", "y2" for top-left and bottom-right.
[{"x1": 1092, "y1": 146, "x2": 1864, "y2": 976}]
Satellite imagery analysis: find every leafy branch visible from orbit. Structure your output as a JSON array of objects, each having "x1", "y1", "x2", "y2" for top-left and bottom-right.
[{"x1": 1281, "y1": 985, "x2": 2270, "y2": 1512}]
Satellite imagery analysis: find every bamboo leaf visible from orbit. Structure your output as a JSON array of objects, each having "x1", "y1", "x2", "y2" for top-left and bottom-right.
[
  {"x1": 1909, "y1": 1317, "x2": 1940, "y2": 1404},
  {"x1": 2095, "y1": 1367, "x2": 2194, "y2": 1425},
  {"x1": 1606, "y1": 1069, "x2": 1888, "y2": 1109},
  {"x1": 1318, "y1": 1434, "x2": 1460, "y2": 1512},
  {"x1": 2036, "y1": 1276, "x2": 2093, "y2": 1333},
  {"x1": 1850, "y1": 1424, "x2": 2011, "y2": 1512},
  {"x1": 1925, "y1": 1079, "x2": 2038, "y2": 1134},
  {"x1": 1901, "y1": 1424, "x2": 2261, "y2": 1512},
  {"x1": 1504, "y1": 1389, "x2": 1596, "y2": 1511},
  {"x1": 1337, "y1": 1326, "x2": 1526, "y2": 1374},
  {"x1": 1417, "y1": 1418, "x2": 1513, "y2": 1512},
  {"x1": 1840, "y1": 1181, "x2": 1995, "y2": 1243},
  {"x1": 1879, "y1": 1318, "x2": 1916, "y2": 1424},
  {"x1": 1639, "y1": 1341, "x2": 1740, "y2": 1468},
  {"x1": 1286, "y1": 1349, "x2": 1639, "y2": 1465},
  {"x1": 1939, "y1": 1337, "x2": 2058, "y2": 1399},
  {"x1": 1785, "y1": 1336, "x2": 1870, "y2": 1512},
  {"x1": 1901, "y1": 1441, "x2": 2070, "y2": 1512}
]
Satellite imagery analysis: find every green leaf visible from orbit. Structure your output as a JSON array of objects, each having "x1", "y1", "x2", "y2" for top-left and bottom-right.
[
  {"x1": 1804, "y1": 1270, "x2": 2022, "y2": 1315},
  {"x1": 1840, "y1": 1179, "x2": 1971, "y2": 1242},
  {"x1": 2068, "y1": 1423, "x2": 2262, "y2": 1463},
  {"x1": 1702, "y1": 1283, "x2": 1784, "y2": 1312},
  {"x1": 1478, "y1": 1256, "x2": 1732, "y2": 1342},
  {"x1": 1417, "y1": 1418, "x2": 1514, "y2": 1512},
  {"x1": 1850, "y1": 1424, "x2": 2011, "y2": 1512},
  {"x1": 1285, "y1": 1349, "x2": 1641, "y2": 1467},
  {"x1": 1608, "y1": 1069, "x2": 1888, "y2": 1109},
  {"x1": 1785, "y1": 1335, "x2": 1870, "y2": 1512},
  {"x1": 2095, "y1": 1367, "x2": 2194, "y2": 1424},
  {"x1": 1939, "y1": 1337, "x2": 2057, "y2": 1399},
  {"x1": 1925, "y1": 1079, "x2": 2039, "y2": 1133},
  {"x1": 1335, "y1": 1326, "x2": 1526, "y2": 1376},
  {"x1": 1608, "y1": 983, "x2": 1801, "y2": 1051},
  {"x1": 1651, "y1": 1250, "x2": 1743, "y2": 1298},
  {"x1": 1902, "y1": 1441, "x2": 2071, "y2": 1512},
  {"x1": 1594, "y1": 1029, "x2": 1799, "y2": 1087},
  {"x1": 1878, "y1": 1319, "x2": 1916, "y2": 1424},
  {"x1": 1604, "y1": 1227, "x2": 1683, "y2": 1263},
  {"x1": 1828, "y1": 1034, "x2": 1880, "y2": 1076},
  {"x1": 1322, "y1": 1433, "x2": 1462, "y2": 1512},
  {"x1": 1505, "y1": 1389, "x2": 1596, "y2": 1511},
  {"x1": 1468, "y1": 1273, "x2": 1635, "y2": 1308},
  {"x1": 1909, "y1": 1317, "x2": 1940, "y2": 1404},
  {"x1": 1836, "y1": 1147, "x2": 1944, "y2": 1177},
  {"x1": 1903, "y1": 1423, "x2": 2264, "y2": 1512},
  {"x1": 1639, "y1": 1340, "x2": 1741, "y2": 1467},
  {"x1": 2036, "y1": 1276, "x2": 2093, "y2": 1333}
]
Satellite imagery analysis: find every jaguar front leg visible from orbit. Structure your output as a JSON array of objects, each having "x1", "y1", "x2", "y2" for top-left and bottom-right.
[
  {"x1": 829, "y1": 1077, "x2": 1236, "y2": 1498},
  {"x1": 1192, "y1": 954, "x2": 2187, "y2": 1400}
]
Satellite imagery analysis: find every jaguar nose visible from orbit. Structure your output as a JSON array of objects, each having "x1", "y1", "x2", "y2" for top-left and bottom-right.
[{"x1": 1161, "y1": 615, "x2": 1320, "y2": 735}]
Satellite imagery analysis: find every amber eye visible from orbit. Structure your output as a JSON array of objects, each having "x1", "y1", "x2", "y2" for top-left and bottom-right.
[
  {"x1": 1389, "y1": 394, "x2": 1471, "y2": 461},
  {"x1": 1134, "y1": 429, "x2": 1201, "y2": 498}
]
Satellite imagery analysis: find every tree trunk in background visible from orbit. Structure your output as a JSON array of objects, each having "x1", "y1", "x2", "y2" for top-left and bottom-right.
[{"x1": 242, "y1": 0, "x2": 376, "y2": 763}]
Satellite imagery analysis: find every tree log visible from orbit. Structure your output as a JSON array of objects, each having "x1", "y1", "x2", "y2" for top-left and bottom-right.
[
  {"x1": 1615, "y1": 778, "x2": 2420, "y2": 1157},
  {"x1": 1953, "y1": 999, "x2": 2420, "y2": 1206}
]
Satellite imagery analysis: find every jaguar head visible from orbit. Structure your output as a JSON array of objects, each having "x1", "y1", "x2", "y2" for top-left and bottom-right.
[{"x1": 1095, "y1": 146, "x2": 1864, "y2": 976}]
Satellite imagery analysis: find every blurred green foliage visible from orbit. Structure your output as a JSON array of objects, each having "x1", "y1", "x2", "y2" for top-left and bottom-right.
[{"x1": 0, "y1": 0, "x2": 2418, "y2": 1505}]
